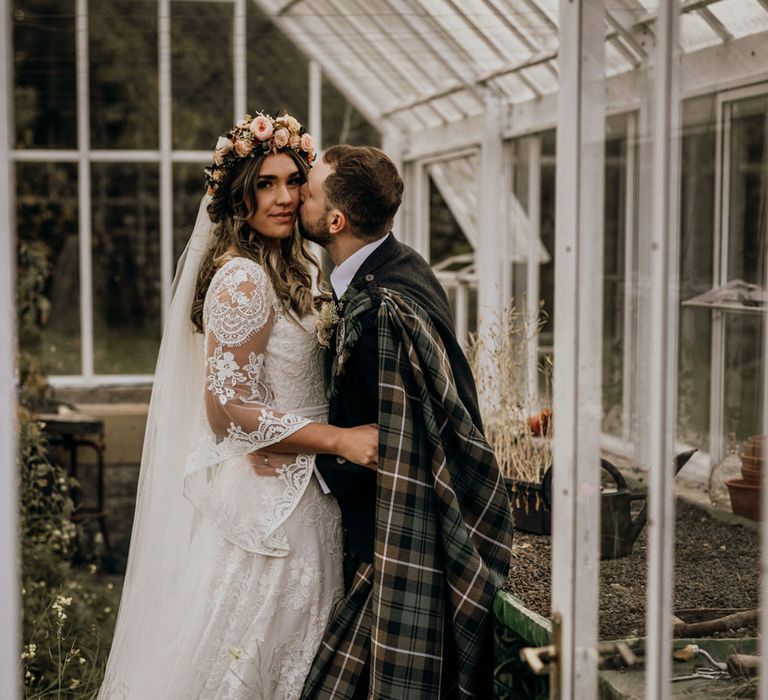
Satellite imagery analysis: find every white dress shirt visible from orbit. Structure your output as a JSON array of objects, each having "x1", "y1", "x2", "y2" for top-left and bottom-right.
[{"x1": 330, "y1": 233, "x2": 390, "y2": 299}]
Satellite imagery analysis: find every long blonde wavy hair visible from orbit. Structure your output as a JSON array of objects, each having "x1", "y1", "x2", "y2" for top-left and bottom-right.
[{"x1": 191, "y1": 150, "x2": 321, "y2": 333}]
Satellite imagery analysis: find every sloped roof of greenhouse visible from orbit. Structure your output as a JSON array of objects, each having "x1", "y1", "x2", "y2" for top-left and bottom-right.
[{"x1": 253, "y1": 0, "x2": 768, "y2": 130}]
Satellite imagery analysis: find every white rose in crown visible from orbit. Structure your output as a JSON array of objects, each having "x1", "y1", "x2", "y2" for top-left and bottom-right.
[
  {"x1": 315, "y1": 301, "x2": 341, "y2": 349},
  {"x1": 214, "y1": 136, "x2": 234, "y2": 165}
]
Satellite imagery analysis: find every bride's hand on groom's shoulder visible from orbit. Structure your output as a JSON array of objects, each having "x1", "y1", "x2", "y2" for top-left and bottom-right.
[{"x1": 335, "y1": 424, "x2": 379, "y2": 471}]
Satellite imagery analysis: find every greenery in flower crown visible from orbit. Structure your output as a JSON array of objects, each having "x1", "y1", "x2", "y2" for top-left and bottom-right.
[{"x1": 204, "y1": 111, "x2": 316, "y2": 194}]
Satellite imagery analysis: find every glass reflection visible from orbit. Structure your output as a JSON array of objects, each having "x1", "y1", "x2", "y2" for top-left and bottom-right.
[
  {"x1": 171, "y1": 1, "x2": 233, "y2": 150},
  {"x1": 602, "y1": 114, "x2": 630, "y2": 437},
  {"x1": 13, "y1": 0, "x2": 77, "y2": 149},
  {"x1": 248, "y1": 2, "x2": 308, "y2": 123},
  {"x1": 723, "y1": 94, "x2": 767, "y2": 441},
  {"x1": 16, "y1": 162, "x2": 80, "y2": 375},
  {"x1": 678, "y1": 96, "x2": 717, "y2": 450},
  {"x1": 322, "y1": 76, "x2": 380, "y2": 148},
  {"x1": 91, "y1": 163, "x2": 161, "y2": 374},
  {"x1": 89, "y1": 0, "x2": 158, "y2": 149},
  {"x1": 173, "y1": 163, "x2": 208, "y2": 270}
]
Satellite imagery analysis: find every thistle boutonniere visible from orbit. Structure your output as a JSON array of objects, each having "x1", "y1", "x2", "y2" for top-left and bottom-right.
[{"x1": 315, "y1": 300, "x2": 343, "y2": 349}]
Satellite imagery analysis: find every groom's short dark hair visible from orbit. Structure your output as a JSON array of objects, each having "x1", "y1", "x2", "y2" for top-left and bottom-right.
[{"x1": 322, "y1": 145, "x2": 403, "y2": 240}]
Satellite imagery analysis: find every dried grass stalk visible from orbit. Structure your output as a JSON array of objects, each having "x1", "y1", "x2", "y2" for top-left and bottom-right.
[{"x1": 469, "y1": 301, "x2": 553, "y2": 483}]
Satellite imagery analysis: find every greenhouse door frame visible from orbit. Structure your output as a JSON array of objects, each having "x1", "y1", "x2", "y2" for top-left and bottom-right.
[
  {"x1": 1, "y1": 1, "x2": 19, "y2": 696},
  {"x1": 551, "y1": 0, "x2": 682, "y2": 696}
]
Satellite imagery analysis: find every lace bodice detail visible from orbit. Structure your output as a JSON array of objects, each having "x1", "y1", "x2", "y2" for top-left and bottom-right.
[
  {"x1": 184, "y1": 256, "x2": 328, "y2": 556},
  {"x1": 202, "y1": 257, "x2": 326, "y2": 413}
]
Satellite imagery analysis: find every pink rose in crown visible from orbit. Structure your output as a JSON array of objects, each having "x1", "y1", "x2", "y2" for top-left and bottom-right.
[
  {"x1": 234, "y1": 138, "x2": 253, "y2": 157},
  {"x1": 250, "y1": 115, "x2": 273, "y2": 141},
  {"x1": 289, "y1": 133, "x2": 301, "y2": 149},
  {"x1": 300, "y1": 133, "x2": 314, "y2": 154},
  {"x1": 273, "y1": 128, "x2": 290, "y2": 148}
]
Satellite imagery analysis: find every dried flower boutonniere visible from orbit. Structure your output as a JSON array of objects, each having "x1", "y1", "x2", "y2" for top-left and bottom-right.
[{"x1": 315, "y1": 300, "x2": 342, "y2": 349}]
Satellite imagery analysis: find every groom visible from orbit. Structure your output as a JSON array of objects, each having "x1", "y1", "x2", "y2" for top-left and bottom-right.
[{"x1": 299, "y1": 145, "x2": 513, "y2": 699}]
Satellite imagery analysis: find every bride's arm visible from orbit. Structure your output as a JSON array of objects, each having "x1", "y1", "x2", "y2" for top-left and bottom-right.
[{"x1": 204, "y1": 261, "x2": 377, "y2": 468}]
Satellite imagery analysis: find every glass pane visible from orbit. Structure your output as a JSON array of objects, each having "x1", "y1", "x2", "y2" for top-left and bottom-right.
[
  {"x1": 171, "y1": 1, "x2": 233, "y2": 150},
  {"x1": 510, "y1": 137, "x2": 529, "y2": 304},
  {"x1": 247, "y1": 2, "x2": 308, "y2": 122},
  {"x1": 602, "y1": 114, "x2": 629, "y2": 437},
  {"x1": 322, "y1": 77, "x2": 380, "y2": 148},
  {"x1": 428, "y1": 175, "x2": 473, "y2": 265},
  {"x1": 727, "y1": 95, "x2": 768, "y2": 286},
  {"x1": 173, "y1": 162, "x2": 208, "y2": 269},
  {"x1": 678, "y1": 95, "x2": 717, "y2": 449},
  {"x1": 91, "y1": 163, "x2": 161, "y2": 374},
  {"x1": 16, "y1": 162, "x2": 80, "y2": 374},
  {"x1": 541, "y1": 128, "x2": 556, "y2": 157},
  {"x1": 722, "y1": 94, "x2": 767, "y2": 442},
  {"x1": 89, "y1": 0, "x2": 158, "y2": 149},
  {"x1": 724, "y1": 314, "x2": 765, "y2": 440},
  {"x1": 467, "y1": 287, "x2": 478, "y2": 337},
  {"x1": 708, "y1": 0, "x2": 768, "y2": 40},
  {"x1": 13, "y1": 0, "x2": 77, "y2": 149},
  {"x1": 539, "y1": 134, "x2": 556, "y2": 346}
]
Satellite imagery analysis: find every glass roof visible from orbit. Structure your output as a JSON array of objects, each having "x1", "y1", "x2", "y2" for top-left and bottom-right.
[{"x1": 256, "y1": 0, "x2": 768, "y2": 131}]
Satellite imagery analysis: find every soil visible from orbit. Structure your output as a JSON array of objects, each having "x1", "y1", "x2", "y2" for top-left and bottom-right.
[{"x1": 503, "y1": 499, "x2": 760, "y2": 640}]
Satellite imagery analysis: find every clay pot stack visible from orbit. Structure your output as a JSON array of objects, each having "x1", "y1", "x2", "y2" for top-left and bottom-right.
[{"x1": 726, "y1": 435, "x2": 766, "y2": 520}]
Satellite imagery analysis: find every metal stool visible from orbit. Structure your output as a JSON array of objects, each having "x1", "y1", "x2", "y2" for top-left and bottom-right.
[{"x1": 36, "y1": 410, "x2": 110, "y2": 551}]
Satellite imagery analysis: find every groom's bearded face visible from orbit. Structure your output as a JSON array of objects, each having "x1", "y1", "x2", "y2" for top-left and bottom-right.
[
  {"x1": 299, "y1": 159, "x2": 334, "y2": 246},
  {"x1": 298, "y1": 207, "x2": 332, "y2": 245}
]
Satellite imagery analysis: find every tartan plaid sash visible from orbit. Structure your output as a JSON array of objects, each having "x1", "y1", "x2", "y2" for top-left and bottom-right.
[
  {"x1": 301, "y1": 562, "x2": 374, "y2": 699},
  {"x1": 302, "y1": 288, "x2": 513, "y2": 699}
]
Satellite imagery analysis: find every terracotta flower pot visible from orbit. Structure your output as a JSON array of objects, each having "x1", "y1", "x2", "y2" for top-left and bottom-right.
[
  {"x1": 726, "y1": 478, "x2": 761, "y2": 521},
  {"x1": 741, "y1": 452, "x2": 765, "y2": 468},
  {"x1": 743, "y1": 435, "x2": 768, "y2": 460},
  {"x1": 741, "y1": 464, "x2": 761, "y2": 484}
]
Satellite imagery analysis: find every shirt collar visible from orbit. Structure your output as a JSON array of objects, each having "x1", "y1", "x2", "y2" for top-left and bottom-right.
[{"x1": 330, "y1": 233, "x2": 390, "y2": 299}]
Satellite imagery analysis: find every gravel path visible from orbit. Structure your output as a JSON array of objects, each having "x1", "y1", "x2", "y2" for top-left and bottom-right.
[{"x1": 503, "y1": 499, "x2": 760, "y2": 640}]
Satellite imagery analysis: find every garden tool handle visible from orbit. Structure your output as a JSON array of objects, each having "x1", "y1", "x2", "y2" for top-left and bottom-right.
[
  {"x1": 520, "y1": 645, "x2": 557, "y2": 675},
  {"x1": 600, "y1": 458, "x2": 628, "y2": 491}
]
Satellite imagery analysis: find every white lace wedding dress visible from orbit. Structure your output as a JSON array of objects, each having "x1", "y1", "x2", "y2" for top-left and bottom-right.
[{"x1": 103, "y1": 256, "x2": 343, "y2": 700}]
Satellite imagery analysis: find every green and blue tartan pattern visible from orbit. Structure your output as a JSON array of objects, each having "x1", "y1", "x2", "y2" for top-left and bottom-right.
[{"x1": 302, "y1": 288, "x2": 513, "y2": 699}]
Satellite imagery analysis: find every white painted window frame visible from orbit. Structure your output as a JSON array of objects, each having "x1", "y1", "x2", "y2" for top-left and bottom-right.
[
  {"x1": 643, "y1": 0, "x2": 682, "y2": 695},
  {"x1": 11, "y1": 0, "x2": 321, "y2": 387}
]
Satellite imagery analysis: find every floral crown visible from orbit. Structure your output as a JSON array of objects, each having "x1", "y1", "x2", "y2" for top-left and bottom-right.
[{"x1": 204, "y1": 111, "x2": 316, "y2": 194}]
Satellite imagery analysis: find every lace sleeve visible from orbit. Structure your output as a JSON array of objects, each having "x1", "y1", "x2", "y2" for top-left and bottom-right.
[
  {"x1": 184, "y1": 258, "x2": 317, "y2": 557},
  {"x1": 202, "y1": 259, "x2": 311, "y2": 448}
]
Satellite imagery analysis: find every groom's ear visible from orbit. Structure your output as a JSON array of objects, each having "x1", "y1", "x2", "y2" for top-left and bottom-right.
[{"x1": 328, "y1": 208, "x2": 347, "y2": 235}]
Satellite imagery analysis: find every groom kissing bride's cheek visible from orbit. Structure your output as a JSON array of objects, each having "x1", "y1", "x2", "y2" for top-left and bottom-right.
[
  {"x1": 296, "y1": 146, "x2": 513, "y2": 700},
  {"x1": 99, "y1": 112, "x2": 512, "y2": 700}
]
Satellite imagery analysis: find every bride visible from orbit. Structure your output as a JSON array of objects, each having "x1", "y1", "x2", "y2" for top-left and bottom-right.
[{"x1": 100, "y1": 112, "x2": 377, "y2": 699}]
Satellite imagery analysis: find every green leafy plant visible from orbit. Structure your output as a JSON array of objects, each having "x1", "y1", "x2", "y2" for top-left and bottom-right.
[{"x1": 17, "y1": 240, "x2": 121, "y2": 698}]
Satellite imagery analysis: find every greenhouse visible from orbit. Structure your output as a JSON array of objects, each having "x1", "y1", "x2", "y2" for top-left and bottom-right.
[{"x1": 1, "y1": 0, "x2": 768, "y2": 697}]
